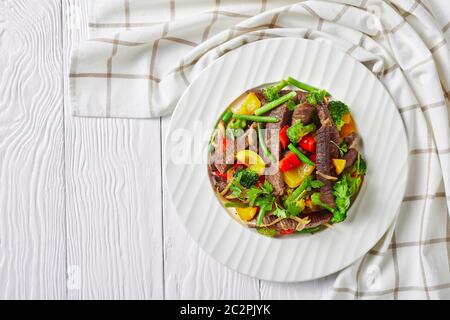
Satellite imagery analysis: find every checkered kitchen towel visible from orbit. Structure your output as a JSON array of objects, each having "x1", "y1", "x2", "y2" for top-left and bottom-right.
[{"x1": 69, "y1": 0, "x2": 450, "y2": 299}]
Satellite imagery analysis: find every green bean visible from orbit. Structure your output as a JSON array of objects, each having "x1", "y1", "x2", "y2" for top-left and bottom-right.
[
  {"x1": 256, "y1": 227, "x2": 278, "y2": 237},
  {"x1": 288, "y1": 143, "x2": 315, "y2": 166},
  {"x1": 221, "y1": 110, "x2": 233, "y2": 123},
  {"x1": 257, "y1": 123, "x2": 276, "y2": 163},
  {"x1": 224, "y1": 202, "x2": 248, "y2": 208},
  {"x1": 255, "y1": 91, "x2": 296, "y2": 116},
  {"x1": 227, "y1": 118, "x2": 240, "y2": 129},
  {"x1": 287, "y1": 76, "x2": 318, "y2": 92},
  {"x1": 297, "y1": 226, "x2": 321, "y2": 234},
  {"x1": 256, "y1": 205, "x2": 269, "y2": 227},
  {"x1": 232, "y1": 114, "x2": 279, "y2": 123}
]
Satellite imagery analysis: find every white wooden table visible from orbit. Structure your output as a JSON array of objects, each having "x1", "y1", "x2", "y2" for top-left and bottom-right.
[{"x1": 0, "y1": 0, "x2": 334, "y2": 299}]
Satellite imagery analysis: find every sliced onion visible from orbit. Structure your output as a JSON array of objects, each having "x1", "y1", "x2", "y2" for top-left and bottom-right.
[
  {"x1": 246, "y1": 217, "x2": 284, "y2": 228},
  {"x1": 291, "y1": 216, "x2": 311, "y2": 231},
  {"x1": 316, "y1": 171, "x2": 338, "y2": 181}
]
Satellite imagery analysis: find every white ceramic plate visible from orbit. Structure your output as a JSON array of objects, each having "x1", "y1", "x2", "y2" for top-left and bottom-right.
[{"x1": 165, "y1": 38, "x2": 408, "y2": 282}]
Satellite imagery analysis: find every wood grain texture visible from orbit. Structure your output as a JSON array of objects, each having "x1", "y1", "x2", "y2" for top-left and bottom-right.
[
  {"x1": 260, "y1": 277, "x2": 334, "y2": 299},
  {"x1": 62, "y1": 0, "x2": 163, "y2": 299},
  {"x1": 0, "y1": 0, "x2": 66, "y2": 299}
]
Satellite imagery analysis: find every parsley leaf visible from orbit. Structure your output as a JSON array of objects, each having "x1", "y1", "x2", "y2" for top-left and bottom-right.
[
  {"x1": 247, "y1": 187, "x2": 262, "y2": 206},
  {"x1": 333, "y1": 177, "x2": 351, "y2": 221},
  {"x1": 331, "y1": 140, "x2": 348, "y2": 158},
  {"x1": 273, "y1": 203, "x2": 287, "y2": 219},
  {"x1": 283, "y1": 176, "x2": 321, "y2": 217}
]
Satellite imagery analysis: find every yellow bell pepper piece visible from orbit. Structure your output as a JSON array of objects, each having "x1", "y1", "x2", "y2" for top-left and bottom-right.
[
  {"x1": 340, "y1": 115, "x2": 356, "y2": 137},
  {"x1": 236, "y1": 150, "x2": 265, "y2": 175},
  {"x1": 236, "y1": 207, "x2": 258, "y2": 221},
  {"x1": 231, "y1": 92, "x2": 261, "y2": 115},
  {"x1": 283, "y1": 163, "x2": 315, "y2": 188},
  {"x1": 342, "y1": 113, "x2": 351, "y2": 124},
  {"x1": 332, "y1": 159, "x2": 346, "y2": 175}
]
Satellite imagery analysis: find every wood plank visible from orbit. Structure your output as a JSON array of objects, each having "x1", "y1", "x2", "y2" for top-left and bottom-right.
[
  {"x1": 62, "y1": 0, "x2": 164, "y2": 299},
  {"x1": 161, "y1": 118, "x2": 260, "y2": 299},
  {"x1": 0, "y1": 0, "x2": 66, "y2": 299}
]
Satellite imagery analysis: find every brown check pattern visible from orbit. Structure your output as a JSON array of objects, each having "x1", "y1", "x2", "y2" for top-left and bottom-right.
[{"x1": 69, "y1": 0, "x2": 450, "y2": 299}]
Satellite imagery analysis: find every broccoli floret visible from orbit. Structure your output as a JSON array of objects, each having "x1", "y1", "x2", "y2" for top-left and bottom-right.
[
  {"x1": 328, "y1": 101, "x2": 350, "y2": 130},
  {"x1": 306, "y1": 89, "x2": 330, "y2": 105},
  {"x1": 286, "y1": 121, "x2": 316, "y2": 144},
  {"x1": 262, "y1": 80, "x2": 288, "y2": 102},
  {"x1": 286, "y1": 99, "x2": 297, "y2": 111},
  {"x1": 234, "y1": 168, "x2": 259, "y2": 189},
  {"x1": 262, "y1": 88, "x2": 279, "y2": 103}
]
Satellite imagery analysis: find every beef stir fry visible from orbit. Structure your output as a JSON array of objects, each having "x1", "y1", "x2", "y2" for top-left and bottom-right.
[{"x1": 208, "y1": 77, "x2": 367, "y2": 237}]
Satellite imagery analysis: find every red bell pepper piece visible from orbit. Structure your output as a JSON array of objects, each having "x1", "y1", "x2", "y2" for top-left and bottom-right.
[
  {"x1": 219, "y1": 138, "x2": 229, "y2": 152},
  {"x1": 309, "y1": 154, "x2": 316, "y2": 163},
  {"x1": 280, "y1": 228, "x2": 295, "y2": 235},
  {"x1": 212, "y1": 171, "x2": 228, "y2": 179},
  {"x1": 255, "y1": 175, "x2": 265, "y2": 188},
  {"x1": 299, "y1": 134, "x2": 316, "y2": 153},
  {"x1": 279, "y1": 152, "x2": 302, "y2": 172},
  {"x1": 279, "y1": 125, "x2": 289, "y2": 150},
  {"x1": 233, "y1": 163, "x2": 246, "y2": 170}
]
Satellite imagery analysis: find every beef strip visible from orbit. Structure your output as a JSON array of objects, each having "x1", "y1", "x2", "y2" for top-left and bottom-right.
[
  {"x1": 209, "y1": 153, "x2": 228, "y2": 174},
  {"x1": 292, "y1": 102, "x2": 315, "y2": 125},
  {"x1": 316, "y1": 102, "x2": 340, "y2": 159},
  {"x1": 265, "y1": 173, "x2": 285, "y2": 197},
  {"x1": 316, "y1": 125, "x2": 336, "y2": 208},
  {"x1": 263, "y1": 104, "x2": 291, "y2": 196},
  {"x1": 344, "y1": 132, "x2": 358, "y2": 147},
  {"x1": 295, "y1": 90, "x2": 308, "y2": 103},
  {"x1": 265, "y1": 104, "x2": 291, "y2": 130},
  {"x1": 207, "y1": 163, "x2": 228, "y2": 193},
  {"x1": 252, "y1": 90, "x2": 266, "y2": 106},
  {"x1": 262, "y1": 211, "x2": 330, "y2": 232},
  {"x1": 212, "y1": 175, "x2": 228, "y2": 193},
  {"x1": 320, "y1": 182, "x2": 335, "y2": 208},
  {"x1": 210, "y1": 129, "x2": 235, "y2": 174},
  {"x1": 329, "y1": 130, "x2": 340, "y2": 159},
  {"x1": 343, "y1": 148, "x2": 358, "y2": 169},
  {"x1": 303, "y1": 211, "x2": 332, "y2": 228},
  {"x1": 211, "y1": 122, "x2": 260, "y2": 174},
  {"x1": 262, "y1": 215, "x2": 297, "y2": 231}
]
